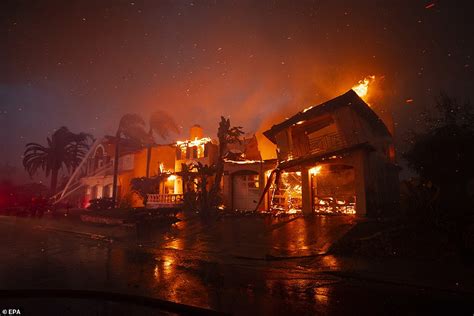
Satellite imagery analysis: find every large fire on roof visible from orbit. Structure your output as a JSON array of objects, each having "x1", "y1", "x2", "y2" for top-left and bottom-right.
[{"x1": 352, "y1": 75, "x2": 376, "y2": 100}]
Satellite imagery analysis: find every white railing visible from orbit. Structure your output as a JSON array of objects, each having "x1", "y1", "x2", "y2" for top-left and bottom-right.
[{"x1": 146, "y1": 194, "x2": 184, "y2": 209}]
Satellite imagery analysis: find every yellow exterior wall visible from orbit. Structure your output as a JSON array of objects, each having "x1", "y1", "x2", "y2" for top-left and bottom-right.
[{"x1": 117, "y1": 145, "x2": 176, "y2": 207}]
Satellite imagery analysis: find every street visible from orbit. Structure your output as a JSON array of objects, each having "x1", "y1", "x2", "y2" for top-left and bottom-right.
[{"x1": 0, "y1": 215, "x2": 472, "y2": 315}]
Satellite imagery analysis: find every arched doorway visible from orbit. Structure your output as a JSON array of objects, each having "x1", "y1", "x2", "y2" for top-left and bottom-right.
[{"x1": 232, "y1": 170, "x2": 260, "y2": 211}]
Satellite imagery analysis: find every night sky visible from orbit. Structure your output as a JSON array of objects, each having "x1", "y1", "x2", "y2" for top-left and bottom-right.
[{"x1": 1, "y1": 0, "x2": 473, "y2": 183}]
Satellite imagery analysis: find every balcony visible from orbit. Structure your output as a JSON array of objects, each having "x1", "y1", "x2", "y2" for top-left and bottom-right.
[
  {"x1": 284, "y1": 131, "x2": 351, "y2": 161},
  {"x1": 308, "y1": 132, "x2": 349, "y2": 155}
]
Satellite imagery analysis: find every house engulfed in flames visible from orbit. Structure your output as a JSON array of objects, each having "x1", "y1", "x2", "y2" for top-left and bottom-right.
[
  {"x1": 65, "y1": 124, "x2": 275, "y2": 211},
  {"x1": 58, "y1": 89, "x2": 399, "y2": 217},
  {"x1": 260, "y1": 89, "x2": 399, "y2": 217}
]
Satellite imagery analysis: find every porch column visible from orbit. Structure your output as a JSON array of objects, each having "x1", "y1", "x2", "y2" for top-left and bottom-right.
[
  {"x1": 353, "y1": 150, "x2": 367, "y2": 216},
  {"x1": 301, "y1": 166, "x2": 312, "y2": 215}
]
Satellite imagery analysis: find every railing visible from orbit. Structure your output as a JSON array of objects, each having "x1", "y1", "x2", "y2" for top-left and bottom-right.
[
  {"x1": 281, "y1": 132, "x2": 352, "y2": 161},
  {"x1": 146, "y1": 194, "x2": 184, "y2": 209},
  {"x1": 308, "y1": 132, "x2": 349, "y2": 156}
]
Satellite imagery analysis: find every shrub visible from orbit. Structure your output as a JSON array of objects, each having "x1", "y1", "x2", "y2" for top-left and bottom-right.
[{"x1": 88, "y1": 197, "x2": 115, "y2": 211}]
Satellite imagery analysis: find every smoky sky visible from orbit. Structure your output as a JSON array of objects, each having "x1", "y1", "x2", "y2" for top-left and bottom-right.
[{"x1": 1, "y1": 0, "x2": 473, "y2": 182}]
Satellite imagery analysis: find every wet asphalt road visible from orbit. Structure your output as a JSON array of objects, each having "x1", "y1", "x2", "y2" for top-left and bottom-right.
[{"x1": 0, "y1": 215, "x2": 472, "y2": 315}]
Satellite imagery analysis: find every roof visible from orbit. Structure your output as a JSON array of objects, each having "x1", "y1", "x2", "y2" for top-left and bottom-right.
[{"x1": 263, "y1": 89, "x2": 391, "y2": 143}]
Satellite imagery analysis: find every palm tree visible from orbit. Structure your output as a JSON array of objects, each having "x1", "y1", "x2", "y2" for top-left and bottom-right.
[
  {"x1": 23, "y1": 127, "x2": 91, "y2": 193},
  {"x1": 192, "y1": 162, "x2": 216, "y2": 215},
  {"x1": 111, "y1": 114, "x2": 149, "y2": 206},
  {"x1": 209, "y1": 117, "x2": 243, "y2": 208},
  {"x1": 146, "y1": 110, "x2": 179, "y2": 177}
]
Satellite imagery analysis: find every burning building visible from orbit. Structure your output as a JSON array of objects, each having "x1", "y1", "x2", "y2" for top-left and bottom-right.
[
  {"x1": 55, "y1": 89, "x2": 398, "y2": 217},
  {"x1": 64, "y1": 136, "x2": 175, "y2": 208},
  {"x1": 260, "y1": 89, "x2": 400, "y2": 217},
  {"x1": 58, "y1": 123, "x2": 272, "y2": 211},
  {"x1": 221, "y1": 135, "x2": 276, "y2": 212}
]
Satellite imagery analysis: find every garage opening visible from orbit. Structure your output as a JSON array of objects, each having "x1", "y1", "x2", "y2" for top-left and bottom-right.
[{"x1": 312, "y1": 164, "x2": 356, "y2": 214}]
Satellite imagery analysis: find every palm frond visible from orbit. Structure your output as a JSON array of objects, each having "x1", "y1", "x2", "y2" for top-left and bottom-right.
[
  {"x1": 149, "y1": 110, "x2": 180, "y2": 140},
  {"x1": 23, "y1": 126, "x2": 93, "y2": 182},
  {"x1": 117, "y1": 113, "x2": 149, "y2": 144}
]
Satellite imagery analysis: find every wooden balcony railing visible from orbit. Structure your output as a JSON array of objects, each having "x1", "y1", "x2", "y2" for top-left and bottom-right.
[
  {"x1": 308, "y1": 132, "x2": 348, "y2": 155},
  {"x1": 282, "y1": 132, "x2": 353, "y2": 161},
  {"x1": 146, "y1": 194, "x2": 184, "y2": 209}
]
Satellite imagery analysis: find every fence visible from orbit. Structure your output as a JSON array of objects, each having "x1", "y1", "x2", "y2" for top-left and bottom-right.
[{"x1": 146, "y1": 194, "x2": 184, "y2": 209}]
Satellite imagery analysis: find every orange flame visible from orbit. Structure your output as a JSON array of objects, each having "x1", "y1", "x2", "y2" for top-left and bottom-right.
[{"x1": 352, "y1": 75, "x2": 375, "y2": 99}]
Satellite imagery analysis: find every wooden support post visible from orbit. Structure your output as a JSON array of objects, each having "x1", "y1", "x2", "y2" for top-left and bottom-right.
[
  {"x1": 301, "y1": 166, "x2": 312, "y2": 215},
  {"x1": 353, "y1": 150, "x2": 367, "y2": 216}
]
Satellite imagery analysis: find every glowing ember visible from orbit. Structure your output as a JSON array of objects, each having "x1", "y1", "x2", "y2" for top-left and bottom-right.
[
  {"x1": 302, "y1": 105, "x2": 314, "y2": 113},
  {"x1": 352, "y1": 75, "x2": 375, "y2": 99}
]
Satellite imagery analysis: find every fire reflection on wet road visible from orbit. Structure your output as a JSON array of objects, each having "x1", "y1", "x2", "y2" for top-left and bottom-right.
[{"x1": 0, "y1": 215, "x2": 471, "y2": 315}]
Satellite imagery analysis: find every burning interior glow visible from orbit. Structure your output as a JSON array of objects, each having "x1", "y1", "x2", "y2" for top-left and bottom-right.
[
  {"x1": 268, "y1": 165, "x2": 356, "y2": 215},
  {"x1": 223, "y1": 159, "x2": 261, "y2": 164},
  {"x1": 176, "y1": 137, "x2": 212, "y2": 160},
  {"x1": 309, "y1": 165, "x2": 322, "y2": 175},
  {"x1": 269, "y1": 171, "x2": 302, "y2": 215},
  {"x1": 176, "y1": 137, "x2": 212, "y2": 148},
  {"x1": 352, "y1": 75, "x2": 375, "y2": 99}
]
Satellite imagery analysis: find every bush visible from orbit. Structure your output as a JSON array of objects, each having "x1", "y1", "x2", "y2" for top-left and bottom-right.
[
  {"x1": 88, "y1": 197, "x2": 115, "y2": 211},
  {"x1": 118, "y1": 192, "x2": 133, "y2": 209},
  {"x1": 130, "y1": 176, "x2": 166, "y2": 207}
]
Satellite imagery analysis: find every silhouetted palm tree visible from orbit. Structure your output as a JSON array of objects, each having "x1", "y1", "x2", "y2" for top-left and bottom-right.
[
  {"x1": 145, "y1": 110, "x2": 179, "y2": 177},
  {"x1": 111, "y1": 114, "x2": 149, "y2": 206},
  {"x1": 193, "y1": 162, "x2": 216, "y2": 214},
  {"x1": 209, "y1": 117, "x2": 243, "y2": 208},
  {"x1": 23, "y1": 127, "x2": 91, "y2": 193}
]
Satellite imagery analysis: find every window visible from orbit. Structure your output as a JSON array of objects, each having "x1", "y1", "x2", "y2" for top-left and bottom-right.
[{"x1": 246, "y1": 175, "x2": 259, "y2": 189}]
